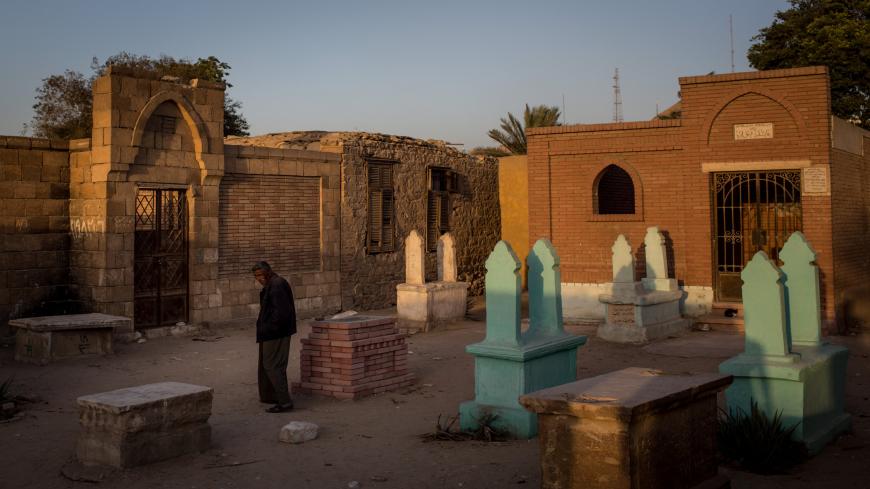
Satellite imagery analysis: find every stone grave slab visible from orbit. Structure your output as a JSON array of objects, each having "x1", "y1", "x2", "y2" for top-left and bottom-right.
[
  {"x1": 293, "y1": 315, "x2": 414, "y2": 399},
  {"x1": 520, "y1": 367, "x2": 732, "y2": 489},
  {"x1": 10, "y1": 313, "x2": 132, "y2": 365},
  {"x1": 76, "y1": 382, "x2": 213, "y2": 468}
]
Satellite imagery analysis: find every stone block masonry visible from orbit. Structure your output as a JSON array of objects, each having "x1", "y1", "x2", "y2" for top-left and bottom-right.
[
  {"x1": 76, "y1": 382, "x2": 212, "y2": 468},
  {"x1": 293, "y1": 315, "x2": 414, "y2": 400}
]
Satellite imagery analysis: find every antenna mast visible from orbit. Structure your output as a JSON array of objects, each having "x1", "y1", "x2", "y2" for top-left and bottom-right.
[
  {"x1": 612, "y1": 68, "x2": 623, "y2": 123},
  {"x1": 730, "y1": 15, "x2": 735, "y2": 73}
]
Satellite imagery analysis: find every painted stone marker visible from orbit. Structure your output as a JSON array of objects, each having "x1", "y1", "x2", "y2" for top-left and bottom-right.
[
  {"x1": 520, "y1": 368, "x2": 732, "y2": 489},
  {"x1": 641, "y1": 226, "x2": 678, "y2": 292},
  {"x1": 76, "y1": 382, "x2": 212, "y2": 468},
  {"x1": 397, "y1": 230, "x2": 468, "y2": 331},
  {"x1": 460, "y1": 239, "x2": 586, "y2": 438},
  {"x1": 598, "y1": 231, "x2": 688, "y2": 343},
  {"x1": 404, "y1": 230, "x2": 425, "y2": 285},
  {"x1": 437, "y1": 232, "x2": 457, "y2": 282},
  {"x1": 720, "y1": 232, "x2": 850, "y2": 454}
]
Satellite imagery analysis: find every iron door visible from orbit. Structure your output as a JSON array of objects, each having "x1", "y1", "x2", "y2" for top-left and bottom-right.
[
  {"x1": 712, "y1": 171, "x2": 802, "y2": 302},
  {"x1": 134, "y1": 189, "x2": 189, "y2": 328}
]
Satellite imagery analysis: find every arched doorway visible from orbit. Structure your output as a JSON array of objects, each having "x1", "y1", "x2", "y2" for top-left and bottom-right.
[{"x1": 712, "y1": 170, "x2": 802, "y2": 301}]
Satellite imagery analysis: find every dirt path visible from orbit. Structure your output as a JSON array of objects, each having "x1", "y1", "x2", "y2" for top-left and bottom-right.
[{"x1": 1, "y1": 318, "x2": 867, "y2": 489}]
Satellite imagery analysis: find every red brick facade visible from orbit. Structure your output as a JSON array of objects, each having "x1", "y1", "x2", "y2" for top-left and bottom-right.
[{"x1": 527, "y1": 67, "x2": 870, "y2": 331}]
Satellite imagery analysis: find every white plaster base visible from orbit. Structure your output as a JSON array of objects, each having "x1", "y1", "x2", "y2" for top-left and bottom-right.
[
  {"x1": 561, "y1": 283, "x2": 714, "y2": 321},
  {"x1": 396, "y1": 281, "x2": 468, "y2": 331},
  {"x1": 597, "y1": 318, "x2": 692, "y2": 344}
]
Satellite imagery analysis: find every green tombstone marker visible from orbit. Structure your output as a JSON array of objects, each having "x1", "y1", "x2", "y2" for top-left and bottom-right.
[
  {"x1": 461, "y1": 239, "x2": 587, "y2": 438},
  {"x1": 780, "y1": 232, "x2": 822, "y2": 347},
  {"x1": 720, "y1": 233, "x2": 851, "y2": 454},
  {"x1": 741, "y1": 251, "x2": 790, "y2": 357}
]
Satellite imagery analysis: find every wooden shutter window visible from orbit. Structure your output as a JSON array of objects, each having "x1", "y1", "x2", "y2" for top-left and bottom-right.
[{"x1": 367, "y1": 161, "x2": 395, "y2": 253}]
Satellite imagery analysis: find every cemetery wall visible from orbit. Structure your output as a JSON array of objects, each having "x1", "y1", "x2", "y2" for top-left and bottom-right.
[
  {"x1": 527, "y1": 67, "x2": 843, "y2": 327},
  {"x1": 830, "y1": 122, "x2": 870, "y2": 327},
  {"x1": 217, "y1": 145, "x2": 342, "y2": 321},
  {"x1": 0, "y1": 136, "x2": 72, "y2": 332},
  {"x1": 321, "y1": 133, "x2": 500, "y2": 310},
  {"x1": 497, "y1": 155, "x2": 529, "y2": 288}
]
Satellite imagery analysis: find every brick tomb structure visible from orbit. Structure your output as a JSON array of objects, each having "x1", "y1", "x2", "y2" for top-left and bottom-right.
[{"x1": 293, "y1": 315, "x2": 413, "y2": 399}]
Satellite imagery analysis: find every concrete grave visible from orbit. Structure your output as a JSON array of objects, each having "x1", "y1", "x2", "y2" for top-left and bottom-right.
[
  {"x1": 598, "y1": 229, "x2": 689, "y2": 343},
  {"x1": 9, "y1": 313, "x2": 132, "y2": 365},
  {"x1": 520, "y1": 367, "x2": 732, "y2": 489},
  {"x1": 293, "y1": 315, "x2": 414, "y2": 399},
  {"x1": 76, "y1": 382, "x2": 212, "y2": 468},
  {"x1": 720, "y1": 233, "x2": 851, "y2": 454},
  {"x1": 396, "y1": 231, "x2": 469, "y2": 332},
  {"x1": 459, "y1": 239, "x2": 586, "y2": 438}
]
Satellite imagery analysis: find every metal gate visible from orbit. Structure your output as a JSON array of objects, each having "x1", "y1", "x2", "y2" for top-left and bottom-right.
[
  {"x1": 712, "y1": 171, "x2": 802, "y2": 302},
  {"x1": 134, "y1": 189, "x2": 189, "y2": 328}
]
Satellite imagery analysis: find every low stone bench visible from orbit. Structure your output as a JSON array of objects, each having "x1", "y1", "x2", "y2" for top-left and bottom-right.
[
  {"x1": 520, "y1": 367, "x2": 732, "y2": 489},
  {"x1": 76, "y1": 382, "x2": 213, "y2": 468},
  {"x1": 9, "y1": 313, "x2": 132, "y2": 365}
]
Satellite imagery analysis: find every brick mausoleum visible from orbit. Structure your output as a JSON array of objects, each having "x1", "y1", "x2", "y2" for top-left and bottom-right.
[
  {"x1": 525, "y1": 66, "x2": 870, "y2": 331},
  {"x1": 0, "y1": 66, "x2": 499, "y2": 333}
]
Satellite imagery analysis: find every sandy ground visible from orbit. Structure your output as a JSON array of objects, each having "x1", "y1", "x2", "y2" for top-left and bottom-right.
[{"x1": 1, "y1": 311, "x2": 868, "y2": 489}]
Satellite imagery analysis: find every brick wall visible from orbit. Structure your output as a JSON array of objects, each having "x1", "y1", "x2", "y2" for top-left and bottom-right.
[
  {"x1": 830, "y1": 122, "x2": 870, "y2": 328},
  {"x1": 527, "y1": 67, "x2": 840, "y2": 326},
  {"x1": 0, "y1": 136, "x2": 73, "y2": 331},
  {"x1": 218, "y1": 174, "x2": 321, "y2": 276},
  {"x1": 217, "y1": 145, "x2": 342, "y2": 321}
]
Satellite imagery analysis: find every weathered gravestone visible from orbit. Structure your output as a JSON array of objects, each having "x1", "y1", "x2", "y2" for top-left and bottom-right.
[
  {"x1": 719, "y1": 232, "x2": 851, "y2": 454},
  {"x1": 598, "y1": 229, "x2": 688, "y2": 343},
  {"x1": 10, "y1": 313, "x2": 133, "y2": 365},
  {"x1": 76, "y1": 382, "x2": 212, "y2": 468},
  {"x1": 396, "y1": 231, "x2": 468, "y2": 332},
  {"x1": 459, "y1": 239, "x2": 586, "y2": 438},
  {"x1": 520, "y1": 368, "x2": 732, "y2": 489}
]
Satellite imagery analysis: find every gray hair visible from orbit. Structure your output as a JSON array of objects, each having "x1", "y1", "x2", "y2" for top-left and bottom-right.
[{"x1": 251, "y1": 261, "x2": 272, "y2": 273}]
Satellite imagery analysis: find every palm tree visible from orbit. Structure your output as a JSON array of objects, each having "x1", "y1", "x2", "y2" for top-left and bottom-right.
[{"x1": 487, "y1": 104, "x2": 561, "y2": 155}]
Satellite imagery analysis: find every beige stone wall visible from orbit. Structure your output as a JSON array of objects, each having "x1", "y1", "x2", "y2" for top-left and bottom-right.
[
  {"x1": 497, "y1": 155, "x2": 529, "y2": 288},
  {"x1": 325, "y1": 133, "x2": 500, "y2": 310},
  {"x1": 69, "y1": 67, "x2": 226, "y2": 325},
  {"x1": 0, "y1": 136, "x2": 72, "y2": 331},
  {"x1": 217, "y1": 145, "x2": 342, "y2": 321}
]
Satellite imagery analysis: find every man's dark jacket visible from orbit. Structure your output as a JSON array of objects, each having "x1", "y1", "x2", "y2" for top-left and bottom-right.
[{"x1": 256, "y1": 274, "x2": 297, "y2": 343}]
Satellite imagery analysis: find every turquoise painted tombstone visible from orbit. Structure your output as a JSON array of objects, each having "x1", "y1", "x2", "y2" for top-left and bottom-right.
[
  {"x1": 460, "y1": 239, "x2": 587, "y2": 438},
  {"x1": 719, "y1": 233, "x2": 850, "y2": 454}
]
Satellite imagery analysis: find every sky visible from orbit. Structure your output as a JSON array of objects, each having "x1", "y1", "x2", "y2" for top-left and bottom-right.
[{"x1": 0, "y1": 0, "x2": 791, "y2": 150}]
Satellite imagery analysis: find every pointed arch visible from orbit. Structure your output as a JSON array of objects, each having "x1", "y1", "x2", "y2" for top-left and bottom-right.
[
  {"x1": 700, "y1": 88, "x2": 808, "y2": 146},
  {"x1": 131, "y1": 91, "x2": 211, "y2": 156}
]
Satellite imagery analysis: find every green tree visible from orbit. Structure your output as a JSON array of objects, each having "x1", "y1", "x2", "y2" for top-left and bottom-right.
[
  {"x1": 747, "y1": 0, "x2": 870, "y2": 128},
  {"x1": 30, "y1": 52, "x2": 250, "y2": 139},
  {"x1": 487, "y1": 104, "x2": 561, "y2": 155}
]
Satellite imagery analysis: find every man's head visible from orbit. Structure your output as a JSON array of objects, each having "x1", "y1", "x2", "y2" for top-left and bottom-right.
[{"x1": 251, "y1": 261, "x2": 273, "y2": 286}]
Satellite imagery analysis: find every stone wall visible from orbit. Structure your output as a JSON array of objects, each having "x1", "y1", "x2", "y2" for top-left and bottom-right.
[
  {"x1": 322, "y1": 133, "x2": 500, "y2": 310},
  {"x1": 497, "y1": 155, "x2": 529, "y2": 288},
  {"x1": 217, "y1": 145, "x2": 342, "y2": 321},
  {"x1": 0, "y1": 136, "x2": 72, "y2": 332}
]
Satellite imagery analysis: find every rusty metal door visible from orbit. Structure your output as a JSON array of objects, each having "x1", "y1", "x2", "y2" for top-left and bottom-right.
[
  {"x1": 712, "y1": 171, "x2": 802, "y2": 302},
  {"x1": 134, "y1": 189, "x2": 189, "y2": 328}
]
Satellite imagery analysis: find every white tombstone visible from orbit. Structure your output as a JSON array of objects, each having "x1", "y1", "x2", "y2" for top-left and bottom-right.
[
  {"x1": 405, "y1": 230, "x2": 425, "y2": 285},
  {"x1": 641, "y1": 227, "x2": 678, "y2": 292},
  {"x1": 437, "y1": 233, "x2": 458, "y2": 282},
  {"x1": 611, "y1": 235, "x2": 641, "y2": 296}
]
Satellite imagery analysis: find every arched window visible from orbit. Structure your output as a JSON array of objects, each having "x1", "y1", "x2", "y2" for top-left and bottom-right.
[{"x1": 595, "y1": 164, "x2": 635, "y2": 214}]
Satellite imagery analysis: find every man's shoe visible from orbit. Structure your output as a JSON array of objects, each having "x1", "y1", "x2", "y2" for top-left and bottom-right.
[{"x1": 266, "y1": 402, "x2": 294, "y2": 413}]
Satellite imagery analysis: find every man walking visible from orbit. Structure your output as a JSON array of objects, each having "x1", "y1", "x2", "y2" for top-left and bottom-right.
[{"x1": 252, "y1": 261, "x2": 296, "y2": 413}]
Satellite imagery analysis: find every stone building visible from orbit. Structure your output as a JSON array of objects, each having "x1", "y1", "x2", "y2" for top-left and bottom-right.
[
  {"x1": 524, "y1": 66, "x2": 870, "y2": 331},
  {"x1": 0, "y1": 67, "x2": 499, "y2": 333}
]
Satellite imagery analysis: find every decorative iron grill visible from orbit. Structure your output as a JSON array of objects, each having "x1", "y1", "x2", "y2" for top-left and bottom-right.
[
  {"x1": 712, "y1": 171, "x2": 802, "y2": 302},
  {"x1": 134, "y1": 189, "x2": 189, "y2": 328}
]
